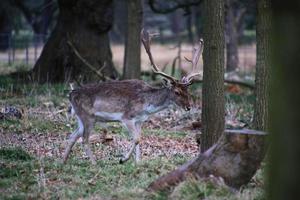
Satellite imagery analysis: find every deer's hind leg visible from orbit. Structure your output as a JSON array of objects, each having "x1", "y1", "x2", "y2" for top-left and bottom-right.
[
  {"x1": 82, "y1": 118, "x2": 97, "y2": 165},
  {"x1": 63, "y1": 116, "x2": 84, "y2": 164}
]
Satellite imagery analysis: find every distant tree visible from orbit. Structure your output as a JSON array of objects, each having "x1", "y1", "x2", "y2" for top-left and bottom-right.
[
  {"x1": 111, "y1": 0, "x2": 127, "y2": 43},
  {"x1": 269, "y1": 1, "x2": 300, "y2": 200},
  {"x1": 253, "y1": 0, "x2": 271, "y2": 131},
  {"x1": 200, "y1": 0, "x2": 225, "y2": 151},
  {"x1": 14, "y1": 0, "x2": 57, "y2": 41},
  {"x1": 225, "y1": 0, "x2": 240, "y2": 72},
  {"x1": 0, "y1": 0, "x2": 57, "y2": 49},
  {"x1": 148, "y1": 0, "x2": 202, "y2": 41},
  {"x1": 225, "y1": 0, "x2": 255, "y2": 72},
  {"x1": 32, "y1": 0, "x2": 119, "y2": 83},
  {"x1": 123, "y1": 0, "x2": 142, "y2": 79}
]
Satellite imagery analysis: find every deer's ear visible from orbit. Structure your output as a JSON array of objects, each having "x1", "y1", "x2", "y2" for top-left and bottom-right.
[{"x1": 162, "y1": 78, "x2": 172, "y2": 88}]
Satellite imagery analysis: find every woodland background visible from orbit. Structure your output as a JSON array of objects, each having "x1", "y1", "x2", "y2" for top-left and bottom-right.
[{"x1": 0, "y1": 0, "x2": 299, "y2": 199}]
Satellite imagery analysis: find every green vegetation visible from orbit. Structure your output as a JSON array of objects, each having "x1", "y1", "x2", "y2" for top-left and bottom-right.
[
  {"x1": 0, "y1": 79, "x2": 264, "y2": 199},
  {"x1": 0, "y1": 147, "x2": 265, "y2": 200}
]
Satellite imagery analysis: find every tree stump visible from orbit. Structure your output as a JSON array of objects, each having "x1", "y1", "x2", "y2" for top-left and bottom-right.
[{"x1": 148, "y1": 129, "x2": 267, "y2": 191}]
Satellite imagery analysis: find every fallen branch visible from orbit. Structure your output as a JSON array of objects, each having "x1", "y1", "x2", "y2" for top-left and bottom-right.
[
  {"x1": 148, "y1": 129, "x2": 267, "y2": 191},
  {"x1": 194, "y1": 79, "x2": 254, "y2": 89},
  {"x1": 141, "y1": 72, "x2": 255, "y2": 89}
]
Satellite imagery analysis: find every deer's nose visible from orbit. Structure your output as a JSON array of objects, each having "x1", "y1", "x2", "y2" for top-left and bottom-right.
[{"x1": 185, "y1": 106, "x2": 191, "y2": 111}]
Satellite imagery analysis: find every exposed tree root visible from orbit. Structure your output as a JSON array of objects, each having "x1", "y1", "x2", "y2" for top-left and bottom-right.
[{"x1": 148, "y1": 129, "x2": 267, "y2": 191}]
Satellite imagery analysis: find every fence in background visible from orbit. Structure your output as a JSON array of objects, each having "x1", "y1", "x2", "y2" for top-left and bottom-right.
[
  {"x1": 0, "y1": 34, "x2": 47, "y2": 66},
  {"x1": 0, "y1": 33, "x2": 256, "y2": 74}
]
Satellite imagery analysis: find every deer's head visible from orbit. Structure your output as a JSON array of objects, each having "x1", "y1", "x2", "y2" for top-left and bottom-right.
[
  {"x1": 168, "y1": 81, "x2": 191, "y2": 111},
  {"x1": 141, "y1": 29, "x2": 203, "y2": 111}
]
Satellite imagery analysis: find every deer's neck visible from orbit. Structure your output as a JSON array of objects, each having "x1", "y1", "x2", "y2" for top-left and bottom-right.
[{"x1": 144, "y1": 87, "x2": 171, "y2": 114}]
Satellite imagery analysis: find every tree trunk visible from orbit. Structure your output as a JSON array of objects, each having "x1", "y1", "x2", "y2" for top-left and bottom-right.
[
  {"x1": 253, "y1": 0, "x2": 271, "y2": 131},
  {"x1": 123, "y1": 0, "x2": 142, "y2": 79},
  {"x1": 32, "y1": 0, "x2": 119, "y2": 83},
  {"x1": 225, "y1": 0, "x2": 239, "y2": 72},
  {"x1": 149, "y1": 129, "x2": 267, "y2": 191},
  {"x1": 200, "y1": 0, "x2": 225, "y2": 152},
  {"x1": 269, "y1": 1, "x2": 300, "y2": 200}
]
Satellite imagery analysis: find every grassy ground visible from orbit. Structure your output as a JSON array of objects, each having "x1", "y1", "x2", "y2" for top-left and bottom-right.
[{"x1": 0, "y1": 78, "x2": 265, "y2": 200}]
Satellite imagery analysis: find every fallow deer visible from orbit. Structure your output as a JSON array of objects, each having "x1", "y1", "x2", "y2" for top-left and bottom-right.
[{"x1": 62, "y1": 29, "x2": 203, "y2": 164}]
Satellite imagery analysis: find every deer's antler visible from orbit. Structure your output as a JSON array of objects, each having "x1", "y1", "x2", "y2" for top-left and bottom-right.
[
  {"x1": 181, "y1": 39, "x2": 203, "y2": 84},
  {"x1": 141, "y1": 29, "x2": 177, "y2": 83}
]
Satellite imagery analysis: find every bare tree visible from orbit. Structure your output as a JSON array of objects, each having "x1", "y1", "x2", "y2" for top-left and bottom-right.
[
  {"x1": 253, "y1": 0, "x2": 271, "y2": 131},
  {"x1": 200, "y1": 0, "x2": 225, "y2": 152},
  {"x1": 123, "y1": 0, "x2": 143, "y2": 79},
  {"x1": 225, "y1": 0, "x2": 255, "y2": 72},
  {"x1": 225, "y1": 0, "x2": 240, "y2": 72}
]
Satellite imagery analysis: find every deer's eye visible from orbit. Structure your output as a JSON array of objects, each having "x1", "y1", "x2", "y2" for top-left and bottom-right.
[{"x1": 175, "y1": 91, "x2": 180, "y2": 95}]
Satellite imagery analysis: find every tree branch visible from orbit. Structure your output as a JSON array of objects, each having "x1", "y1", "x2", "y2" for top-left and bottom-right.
[{"x1": 67, "y1": 41, "x2": 110, "y2": 81}]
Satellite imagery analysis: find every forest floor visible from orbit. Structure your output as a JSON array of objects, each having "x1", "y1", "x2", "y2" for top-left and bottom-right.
[{"x1": 0, "y1": 78, "x2": 265, "y2": 200}]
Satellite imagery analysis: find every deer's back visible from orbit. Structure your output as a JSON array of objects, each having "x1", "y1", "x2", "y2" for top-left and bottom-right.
[{"x1": 69, "y1": 80, "x2": 154, "y2": 115}]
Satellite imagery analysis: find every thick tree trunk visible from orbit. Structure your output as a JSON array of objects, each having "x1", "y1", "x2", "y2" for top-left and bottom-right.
[
  {"x1": 253, "y1": 0, "x2": 271, "y2": 131},
  {"x1": 32, "y1": 0, "x2": 119, "y2": 83},
  {"x1": 269, "y1": 1, "x2": 300, "y2": 200},
  {"x1": 149, "y1": 129, "x2": 267, "y2": 191},
  {"x1": 225, "y1": 0, "x2": 239, "y2": 72},
  {"x1": 200, "y1": 0, "x2": 225, "y2": 152},
  {"x1": 123, "y1": 0, "x2": 142, "y2": 79}
]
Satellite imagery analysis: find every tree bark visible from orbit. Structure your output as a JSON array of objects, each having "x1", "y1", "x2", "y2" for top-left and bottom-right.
[
  {"x1": 32, "y1": 0, "x2": 119, "y2": 83},
  {"x1": 123, "y1": 0, "x2": 142, "y2": 79},
  {"x1": 253, "y1": 0, "x2": 271, "y2": 131},
  {"x1": 200, "y1": 0, "x2": 225, "y2": 152},
  {"x1": 149, "y1": 129, "x2": 267, "y2": 191},
  {"x1": 269, "y1": 1, "x2": 300, "y2": 200}
]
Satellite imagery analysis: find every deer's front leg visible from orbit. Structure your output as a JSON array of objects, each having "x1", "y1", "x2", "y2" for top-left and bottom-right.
[{"x1": 120, "y1": 120, "x2": 141, "y2": 164}]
